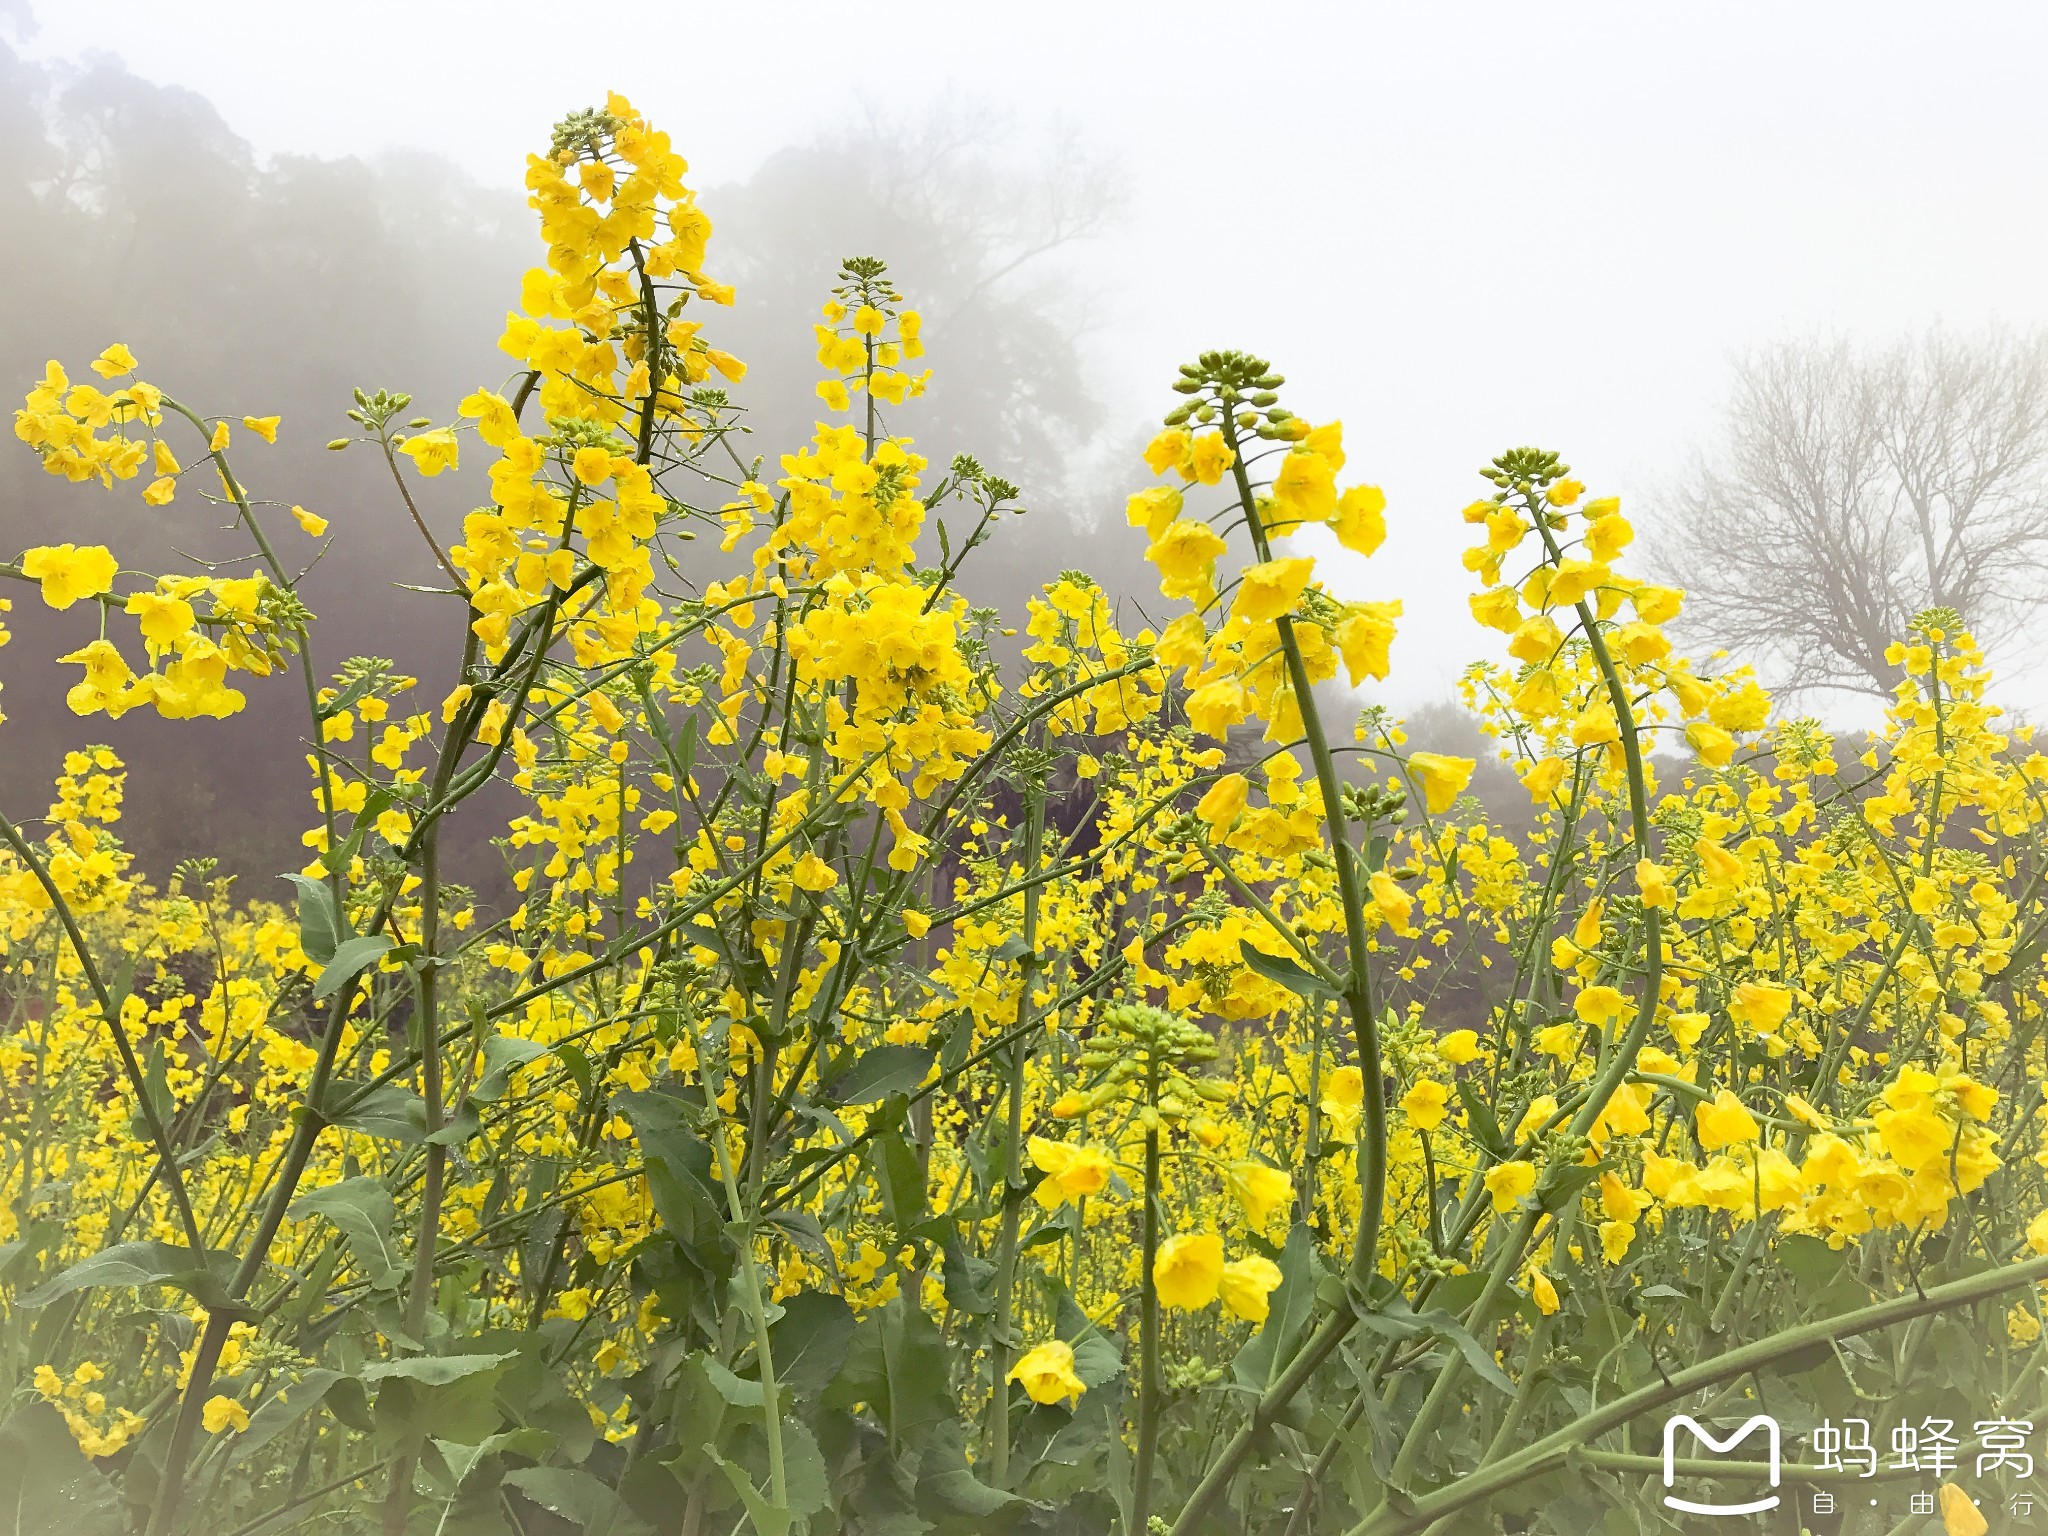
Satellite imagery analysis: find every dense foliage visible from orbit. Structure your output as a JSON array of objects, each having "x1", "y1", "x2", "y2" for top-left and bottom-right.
[{"x1": 5, "y1": 98, "x2": 2047, "y2": 1536}]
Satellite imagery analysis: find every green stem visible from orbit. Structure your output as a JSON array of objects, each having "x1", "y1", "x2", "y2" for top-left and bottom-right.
[
  {"x1": 711, "y1": 1119, "x2": 788, "y2": 1511},
  {"x1": 1167, "y1": 413, "x2": 1386, "y2": 1536},
  {"x1": 1345, "y1": 1253, "x2": 2048, "y2": 1536},
  {"x1": 0, "y1": 811, "x2": 203, "y2": 1252},
  {"x1": 1132, "y1": 1122, "x2": 1163, "y2": 1534},
  {"x1": 988, "y1": 777, "x2": 1047, "y2": 1486}
]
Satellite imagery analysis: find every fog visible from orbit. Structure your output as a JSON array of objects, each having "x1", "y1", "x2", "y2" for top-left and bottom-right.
[{"x1": 7, "y1": 0, "x2": 2048, "y2": 878}]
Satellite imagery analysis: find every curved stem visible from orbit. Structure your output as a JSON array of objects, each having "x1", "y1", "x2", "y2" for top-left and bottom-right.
[
  {"x1": 0, "y1": 810, "x2": 205, "y2": 1253},
  {"x1": 1132, "y1": 1122, "x2": 1163, "y2": 1534},
  {"x1": 1345, "y1": 1252, "x2": 2048, "y2": 1536}
]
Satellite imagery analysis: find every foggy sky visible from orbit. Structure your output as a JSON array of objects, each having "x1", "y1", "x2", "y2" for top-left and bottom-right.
[{"x1": 13, "y1": 0, "x2": 2048, "y2": 720}]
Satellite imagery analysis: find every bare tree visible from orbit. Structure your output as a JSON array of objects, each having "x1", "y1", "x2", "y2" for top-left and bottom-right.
[{"x1": 1652, "y1": 327, "x2": 2048, "y2": 697}]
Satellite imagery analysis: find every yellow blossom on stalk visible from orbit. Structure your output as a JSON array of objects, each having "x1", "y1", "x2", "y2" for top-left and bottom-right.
[
  {"x1": 1126, "y1": 484, "x2": 1183, "y2": 540},
  {"x1": 1485, "y1": 1161, "x2": 1537, "y2": 1213},
  {"x1": 1224, "y1": 1161, "x2": 1293, "y2": 1228},
  {"x1": 791, "y1": 852, "x2": 836, "y2": 892},
  {"x1": 90, "y1": 342, "x2": 137, "y2": 377},
  {"x1": 1367, "y1": 870, "x2": 1413, "y2": 932},
  {"x1": 1321, "y1": 1065, "x2": 1365, "y2": 1141},
  {"x1": 1873, "y1": 1067, "x2": 1954, "y2": 1171},
  {"x1": 1400, "y1": 1078, "x2": 1449, "y2": 1131},
  {"x1": 399, "y1": 428, "x2": 460, "y2": 477},
  {"x1": 1270, "y1": 447, "x2": 1337, "y2": 525},
  {"x1": 1219, "y1": 1255, "x2": 1283, "y2": 1322},
  {"x1": 1335, "y1": 601, "x2": 1400, "y2": 686},
  {"x1": 1187, "y1": 431, "x2": 1234, "y2": 486},
  {"x1": 1573, "y1": 986, "x2": 1627, "y2": 1028},
  {"x1": 1143, "y1": 428, "x2": 1191, "y2": 475},
  {"x1": 21, "y1": 544, "x2": 119, "y2": 610},
  {"x1": 1009, "y1": 1341, "x2": 1086, "y2": 1405},
  {"x1": 201, "y1": 1396, "x2": 249, "y2": 1434},
  {"x1": 1407, "y1": 751, "x2": 1475, "y2": 814},
  {"x1": 1146, "y1": 520, "x2": 1228, "y2": 603},
  {"x1": 1636, "y1": 859, "x2": 1674, "y2": 909},
  {"x1": 1729, "y1": 981, "x2": 1791, "y2": 1032},
  {"x1": 1440, "y1": 1030, "x2": 1481, "y2": 1065},
  {"x1": 59, "y1": 639, "x2": 139, "y2": 717},
  {"x1": 1231, "y1": 557, "x2": 1315, "y2": 625},
  {"x1": 1195, "y1": 773, "x2": 1248, "y2": 834},
  {"x1": 1695, "y1": 1090, "x2": 1760, "y2": 1151},
  {"x1": 1154, "y1": 1233, "x2": 1224, "y2": 1310},
  {"x1": 1029, "y1": 1138, "x2": 1113, "y2": 1208},
  {"x1": 1330, "y1": 483, "x2": 1387, "y2": 556}
]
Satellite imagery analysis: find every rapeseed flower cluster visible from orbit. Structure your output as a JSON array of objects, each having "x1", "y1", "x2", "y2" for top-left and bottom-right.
[{"x1": 3, "y1": 98, "x2": 2046, "y2": 1536}]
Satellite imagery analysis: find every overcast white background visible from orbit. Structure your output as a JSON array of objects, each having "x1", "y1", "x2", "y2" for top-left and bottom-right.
[{"x1": 16, "y1": 1, "x2": 2048, "y2": 717}]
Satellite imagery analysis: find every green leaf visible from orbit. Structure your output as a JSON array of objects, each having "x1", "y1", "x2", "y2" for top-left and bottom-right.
[
  {"x1": 769, "y1": 1287, "x2": 857, "y2": 1398},
  {"x1": 703, "y1": 1357, "x2": 765, "y2": 1407},
  {"x1": 366, "y1": 1353, "x2": 520, "y2": 1452},
  {"x1": 1354, "y1": 1300, "x2": 1517, "y2": 1394},
  {"x1": 290, "y1": 1176, "x2": 401, "y2": 1290},
  {"x1": 0, "y1": 1220, "x2": 60, "y2": 1286},
  {"x1": 470, "y1": 1034, "x2": 550, "y2": 1103},
  {"x1": 1456, "y1": 1076, "x2": 1511, "y2": 1158},
  {"x1": 324, "y1": 1084, "x2": 428, "y2": 1144},
  {"x1": 778, "y1": 1419, "x2": 832, "y2": 1518},
  {"x1": 617, "y1": 1091, "x2": 724, "y2": 1248},
  {"x1": 918, "y1": 1418, "x2": 1025, "y2": 1520},
  {"x1": 1776, "y1": 1232, "x2": 1847, "y2": 1285},
  {"x1": 359, "y1": 1352, "x2": 517, "y2": 1387},
  {"x1": 703, "y1": 1447, "x2": 792, "y2": 1536},
  {"x1": 319, "y1": 673, "x2": 380, "y2": 721},
  {"x1": 828, "y1": 1044, "x2": 936, "y2": 1105},
  {"x1": 760, "y1": 1209, "x2": 837, "y2": 1277},
  {"x1": 127, "y1": 1038, "x2": 176, "y2": 1145},
  {"x1": 280, "y1": 873, "x2": 346, "y2": 966},
  {"x1": 19, "y1": 1239, "x2": 236, "y2": 1310},
  {"x1": 1538, "y1": 1158, "x2": 1608, "y2": 1213},
  {"x1": 502, "y1": 1467, "x2": 654, "y2": 1536},
  {"x1": 1054, "y1": 1289, "x2": 1123, "y2": 1390},
  {"x1": 1238, "y1": 940, "x2": 1339, "y2": 1001},
  {"x1": 424, "y1": 1429, "x2": 549, "y2": 1509},
  {"x1": 1234, "y1": 1222, "x2": 1317, "y2": 1393},
  {"x1": 874, "y1": 1130, "x2": 928, "y2": 1232},
  {"x1": 0, "y1": 1403, "x2": 123, "y2": 1536},
  {"x1": 426, "y1": 1102, "x2": 482, "y2": 1147},
  {"x1": 231, "y1": 1369, "x2": 359, "y2": 1463},
  {"x1": 880, "y1": 1293, "x2": 958, "y2": 1446},
  {"x1": 554, "y1": 1041, "x2": 593, "y2": 1093},
  {"x1": 938, "y1": 1223, "x2": 995, "y2": 1316},
  {"x1": 314, "y1": 933, "x2": 393, "y2": 1000}
]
